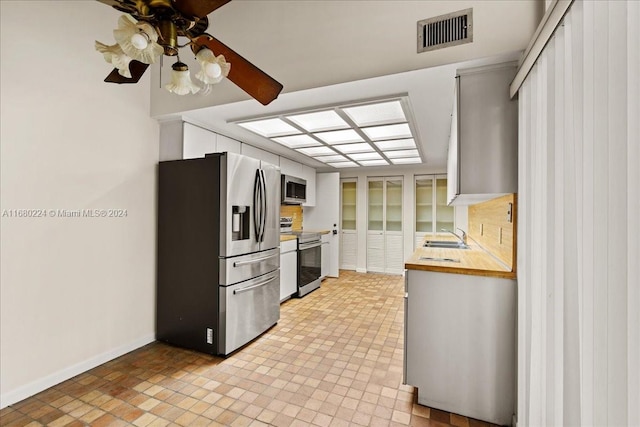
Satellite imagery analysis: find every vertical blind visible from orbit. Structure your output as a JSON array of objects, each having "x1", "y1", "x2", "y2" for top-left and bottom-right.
[{"x1": 517, "y1": 1, "x2": 639, "y2": 426}]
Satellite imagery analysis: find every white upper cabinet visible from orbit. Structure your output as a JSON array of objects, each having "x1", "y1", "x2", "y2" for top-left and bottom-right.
[
  {"x1": 241, "y1": 144, "x2": 280, "y2": 167},
  {"x1": 183, "y1": 123, "x2": 216, "y2": 159},
  {"x1": 182, "y1": 123, "x2": 241, "y2": 158},
  {"x1": 448, "y1": 62, "x2": 519, "y2": 205},
  {"x1": 216, "y1": 134, "x2": 241, "y2": 154},
  {"x1": 301, "y1": 165, "x2": 316, "y2": 207},
  {"x1": 279, "y1": 157, "x2": 304, "y2": 177}
]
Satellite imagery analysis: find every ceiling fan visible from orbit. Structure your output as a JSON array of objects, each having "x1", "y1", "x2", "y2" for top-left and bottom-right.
[{"x1": 95, "y1": 0, "x2": 283, "y2": 105}]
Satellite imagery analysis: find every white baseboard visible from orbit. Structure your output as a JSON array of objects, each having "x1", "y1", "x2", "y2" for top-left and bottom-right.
[
  {"x1": 0, "y1": 334, "x2": 155, "y2": 409},
  {"x1": 356, "y1": 268, "x2": 367, "y2": 273}
]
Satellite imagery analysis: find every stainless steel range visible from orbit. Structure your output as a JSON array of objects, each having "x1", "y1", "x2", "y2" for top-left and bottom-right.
[{"x1": 293, "y1": 231, "x2": 322, "y2": 297}]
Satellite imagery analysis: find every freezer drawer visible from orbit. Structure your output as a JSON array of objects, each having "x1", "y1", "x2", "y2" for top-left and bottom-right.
[
  {"x1": 219, "y1": 270, "x2": 280, "y2": 355},
  {"x1": 220, "y1": 248, "x2": 280, "y2": 286}
]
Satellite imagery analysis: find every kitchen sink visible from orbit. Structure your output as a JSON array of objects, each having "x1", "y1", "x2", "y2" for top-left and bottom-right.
[{"x1": 423, "y1": 240, "x2": 470, "y2": 250}]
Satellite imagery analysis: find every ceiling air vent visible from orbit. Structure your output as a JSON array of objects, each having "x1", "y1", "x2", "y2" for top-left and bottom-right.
[{"x1": 417, "y1": 8, "x2": 473, "y2": 53}]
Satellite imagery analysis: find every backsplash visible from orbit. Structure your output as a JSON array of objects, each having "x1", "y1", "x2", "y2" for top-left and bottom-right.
[
  {"x1": 468, "y1": 194, "x2": 517, "y2": 271},
  {"x1": 280, "y1": 205, "x2": 303, "y2": 231}
]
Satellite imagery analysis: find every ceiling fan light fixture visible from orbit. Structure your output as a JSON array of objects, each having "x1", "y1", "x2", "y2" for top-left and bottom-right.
[
  {"x1": 195, "y1": 48, "x2": 230, "y2": 85},
  {"x1": 113, "y1": 14, "x2": 163, "y2": 64},
  {"x1": 95, "y1": 41, "x2": 133, "y2": 78},
  {"x1": 165, "y1": 61, "x2": 200, "y2": 95}
]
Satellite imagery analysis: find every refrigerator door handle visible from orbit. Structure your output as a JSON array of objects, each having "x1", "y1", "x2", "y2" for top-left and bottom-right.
[
  {"x1": 260, "y1": 169, "x2": 267, "y2": 243},
  {"x1": 253, "y1": 169, "x2": 261, "y2": 243}
]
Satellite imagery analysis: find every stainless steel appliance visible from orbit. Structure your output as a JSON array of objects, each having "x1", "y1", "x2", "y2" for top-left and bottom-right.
[
  {"x1": 281, "y1": 175, "x2": 307, "y2": 204},
  {"x1": 157, "y1": 152, "x2": 281, "y2": 356},
  {"x1": 295, "y1": 231, "x2": 322, "y2": 297}
]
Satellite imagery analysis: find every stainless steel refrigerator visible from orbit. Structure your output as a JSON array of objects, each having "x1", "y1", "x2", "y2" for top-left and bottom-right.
[{"x1": 157, "y1": 152, "x2": 281, "y2": 356}]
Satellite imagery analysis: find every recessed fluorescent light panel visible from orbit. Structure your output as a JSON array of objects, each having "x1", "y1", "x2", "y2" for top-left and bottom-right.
[
  {"x1": 237, "y1": 118, "x2": 299, "y2": 138},
  {"x1": 296, "y1": 146, "x2": 337, "y2": 156},
  {"x1": 233, "y1": 96, "x2": 422, "y2": 168},
  {"x1": 313, "y1": 155, "x2": 351, "y2": 163},
  {"x1": 273, "y1": 134, "x2": 321, "y2": 148},
  {"x1": 287, "y1": 111, "x2": 349, "y2": 132}
]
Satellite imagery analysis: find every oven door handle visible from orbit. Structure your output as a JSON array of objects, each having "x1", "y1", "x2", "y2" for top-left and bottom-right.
[
  {"x1": 233, "y1": 253, "x2": 278, "y2": 267},
  {"x1": 298, "y1": 241, "x2": 322, "y2": 250},
  {"x1": 233, "y1": 276, "x2": 276, "y2": 294}
]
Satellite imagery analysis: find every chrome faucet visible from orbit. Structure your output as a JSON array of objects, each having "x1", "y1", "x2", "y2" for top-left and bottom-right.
[{"x1": 441, "y1": 228, "x2": 467, "y2": 245}]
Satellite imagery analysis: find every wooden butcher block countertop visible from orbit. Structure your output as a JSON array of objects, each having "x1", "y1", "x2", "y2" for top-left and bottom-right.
[{"x1": 405, "y1": 241, "x2": 515, "y2": 279}]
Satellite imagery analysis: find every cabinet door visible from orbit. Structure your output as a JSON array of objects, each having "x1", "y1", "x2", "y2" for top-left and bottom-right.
[
  {"x1": 183, "y1": 123, "x2": 216, "y2": 159},
  {"x1": 321, "y1": 234, "x2": 330, "y2": 279},
  {"x1": 301, "y1": 165, "x2": 316, "y2": 207},
  {"x1": 280, "y1": 250, "x2": 297, "y2": 301},
  {"x1": 217, "y1": 134, "x2": 241, "y2": 154}
]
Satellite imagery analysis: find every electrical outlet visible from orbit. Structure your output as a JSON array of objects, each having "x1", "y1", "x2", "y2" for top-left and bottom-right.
[
  {"x1": 207, "y1": 328, "x2": 213, "y2": 344},
  {"x1": 506, "y1": 203, "x2": 513, "y2": 223}
]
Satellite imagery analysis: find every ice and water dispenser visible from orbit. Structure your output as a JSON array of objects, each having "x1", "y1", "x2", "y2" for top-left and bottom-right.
[{"x1": 232, "y1": 206, "x2": 250, "y2": 240}]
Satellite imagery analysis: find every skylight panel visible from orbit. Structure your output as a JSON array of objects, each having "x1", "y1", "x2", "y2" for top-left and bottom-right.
[
  {"x1": 373, "y1": 138, "x2": 417, "y2": 151},
  {"x1": 390, "y1": 157, "x2": 422, "y2": 165},
  {"x1": 314, "y1": 129, "x2": 364, "y2": 145},
  {"x1": 273, "y1": 134, "x2": 321, "y2": 148},
  {"x1": 286, "y1": 110, "x2": 348, "y2": 132},
  {"x1": 313, "y1": 155, "x2": 351, "y2": 163},
  {"x1": 296, "y1": 146, "x2": 336, "y2": 156},
  {"x1": 237, "y1": 118, "x2": 299, "y2": 137},
  {"x1": 333, "y1": 143, "x2": 373, "y2": 154},
  {"x1": 384, "y1": 149, "x2": 420, "y2": 158},
  {"x1": 362, "y1": 123, "x2": 412, "y2": 141},
  {"x1": 328, "y1": 161, "x2": 358, "y2": 168},
  {"x1": 232, "y1": 96, "x2": 422, "y2": 169},
  {"x1": 348, "y1": 152, "x2": 383, "y2": 161},
  {"x1": 359, "y1": 159, "x2": 389, "y2": 166},
  {"x1": 343, "y1": 100, "x2": 406, "y2": 127}
]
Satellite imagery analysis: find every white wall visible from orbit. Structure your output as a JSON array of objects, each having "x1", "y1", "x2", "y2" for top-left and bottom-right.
[
  {"x1": 0, "y1": 1, "x2": 159, "y2": 407},
  {"x1": 516, "y1": 1, "x2": 639, "y2": 425}
]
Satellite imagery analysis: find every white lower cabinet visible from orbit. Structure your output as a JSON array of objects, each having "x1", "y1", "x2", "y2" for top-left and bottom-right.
[
  {"x1": 321, "y1": 234, "x2": 329, "y2": 279},
  {"x1": 405, "y1": 269, "x2": 516, "y2": 425},
  {"x1": 280, "y1": 240, "x2": 298, "y2": 302}
]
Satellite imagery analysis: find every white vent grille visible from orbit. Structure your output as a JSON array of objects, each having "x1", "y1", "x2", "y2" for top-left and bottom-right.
[{"x1": 417, "y1": 8, "x2": 473, "y2": 53}]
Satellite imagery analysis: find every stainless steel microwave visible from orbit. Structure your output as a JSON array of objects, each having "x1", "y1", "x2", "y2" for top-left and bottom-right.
[{"x1": 281, "y1": 175, "x2": 306, "y2": 204}]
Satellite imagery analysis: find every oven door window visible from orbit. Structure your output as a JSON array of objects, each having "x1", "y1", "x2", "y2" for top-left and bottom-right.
[{"x1": 299, "y1": 244, "x2": 321, "y2": 287}]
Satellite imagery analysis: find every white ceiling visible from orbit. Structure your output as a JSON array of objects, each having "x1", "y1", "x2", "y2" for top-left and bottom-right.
[
  {"x1": 147, "y1": 1, "x2": 540, "y2": 172},
  {"x1": 180, "y1": 51, "x2": 521, "y2": 172}
]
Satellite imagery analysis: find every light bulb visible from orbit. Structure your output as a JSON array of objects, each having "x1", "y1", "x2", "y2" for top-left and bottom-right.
[
  {"x1": 130, "y1": 32, "x2": 148, "y2": 50},
  {"x1": 205, "y1": 62, "x2": 222, "y2": 79}
]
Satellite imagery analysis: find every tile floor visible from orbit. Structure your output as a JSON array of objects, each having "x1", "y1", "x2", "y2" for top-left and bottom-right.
[{"x1": 0, "y1": 271, "x2": 499, "y2": 427}]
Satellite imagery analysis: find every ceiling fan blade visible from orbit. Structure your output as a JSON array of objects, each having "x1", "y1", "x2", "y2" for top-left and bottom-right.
[
  {"x1": 172, "y1": 0, "x2": 231, "y2": 19},
  {"x1": 194, "y1": 35, "x2": 283, "y2": 105},
  {"x1": 104, "y1": 61, "x2": 149, "y2": 84},
  {"x1": 96, "y1": 0, "x2": 139, "y2": 15}
]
